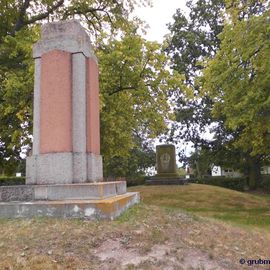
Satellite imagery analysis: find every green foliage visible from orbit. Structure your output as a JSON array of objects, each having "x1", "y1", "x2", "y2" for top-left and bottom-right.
[
  {"x1": 203, "y1": 5, "x2": 270, "y2": 156},
  {"x1": 177, "y1": 167, "x2": 186, "y2": 176},
  {"x1": 0, "y1": 0, "x2": 148, "y2": 40},
  {"x1": 258, "y1": 175, "x2": 270, "y2": 192},
  {"x1": 98, "y1": 28, "x2": 182, "y2": 175},
  {"x1": 195, "y1": 176, "x2": 247, "y2": 191},
  {"x1": 0, "y1": 177, "x2": 25, "y2": 186},
  {"x1": 167, "y1": 0, "x2": 224, "y2": 81},
  {"x1": 0, "y1": 27, "x2": 39, "y2": 165},
  {"x1": 166, "y1": 0, "x2": 224, "y2": 147},
  {"x1": 126, "y1": 175, "x2": 146, "y2": 187},
  {"x1": 167, "y1": 0, "x2": 270, "y2": 189},
  {"x1": 1, "y1": 0, "x2": 181, "y2": 177},
  {"x1": 103, "y1": 135, "x2": 155, "y2": 179},
  {"x1": 186, "y1": 148, "x2": 213, "y2": 178}
]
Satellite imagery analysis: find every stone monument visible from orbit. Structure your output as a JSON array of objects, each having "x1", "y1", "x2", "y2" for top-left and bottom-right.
[
  {"x1": 27, "y1": 20, "x2": 102, "y2": 184},
  {"x1": 146, "y1": 144, "x2": 188, "y2": 185},
  {"x1": 0, "y1": 20, "x2": 139, "y2": 219}
]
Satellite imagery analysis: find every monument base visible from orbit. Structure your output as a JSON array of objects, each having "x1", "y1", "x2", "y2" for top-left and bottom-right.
[
  {"x1": 0, "y1": 181, "x2": 126, "y2": 201},
  {"x1": 26, "y1": 152, "x2": 103, "y2": 185},
  {"x1": 0, "y1": 181, "x2": 140, "y2": 220},
  {"x1": 146, "y1": 176, "x2": 188, "y2": 185},
  {"x1": 0, "y1": 192, "x2": 139, "y2": 220}
]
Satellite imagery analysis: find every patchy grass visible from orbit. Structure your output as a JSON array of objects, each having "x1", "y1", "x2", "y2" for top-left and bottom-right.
[
  {"x1": 0, "y1": 203, "x2": 269, "y2": 269},
  {"x1": 1, "y1": 184, "x2": 270, "y2": 269},
  {"x1": 128, "y1": 184, "x2": 270, "y2": 231}
]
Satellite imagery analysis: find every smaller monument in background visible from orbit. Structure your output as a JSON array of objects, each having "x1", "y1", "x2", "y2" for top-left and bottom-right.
[{"x1": 146, "y1": 144, "x2": 188, "y2": 185}]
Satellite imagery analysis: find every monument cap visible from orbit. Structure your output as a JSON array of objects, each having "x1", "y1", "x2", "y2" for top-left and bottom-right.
[{"x1": 33, "y1": 20, "x2": 96, "y2": 59}]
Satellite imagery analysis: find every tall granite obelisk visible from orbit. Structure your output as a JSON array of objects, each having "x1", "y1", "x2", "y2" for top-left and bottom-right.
[
  {"x1": 26, "y1": 20, "x2": 102, "y2": 184},
  {"x1": 0, "y1": 20, "x2": 139, "y2": 219}
]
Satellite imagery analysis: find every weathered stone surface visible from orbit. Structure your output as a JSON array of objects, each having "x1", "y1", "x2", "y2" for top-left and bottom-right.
[
  {"x1": 27, "y1": 153, "x2": 73, "y2": 185},
  {"x1": 0, "y1": 186, "x2": 34, "y2": 202},
  {"x1": 8, "y1": 20, "x2": 140, "y2": 220},
  {"x1": 0, "y1": 182, "x2": 127, "y2": 202},
  {"x1": 146, "y1": 144, "x2": 188, "y2": 185},
  {"x1": 87, "y1": 153, "x2": 103, "y2": 182},
  {"x1": 33, "y1": 182, "x2": 126, "y2": 200},
  {"x1": 27, "y1": 20, "x2": 103, "y2": 184},
  {"x1": 115, "y1": 181, "x2": 127, "y2": 195},
  {"x1": 0, "y1": 192, "x2": 140, "y2": 220},
  {"x1": 156, "y1": 145, "x2": 177, "y2": 175},
  {"x1": 33, "y1": 20, "x2": 96, "y2": 59}
]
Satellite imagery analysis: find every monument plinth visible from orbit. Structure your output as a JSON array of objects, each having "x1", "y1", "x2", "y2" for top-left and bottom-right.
[
  {"x1": 0, "y1": 20, "x2": 139, "y2": 219},
  {"x1": 146, "y1": 145, "x2": 188, "y2": 185},
  {"x1": 27, "y1": 20, "x2": 102, "y2": 184}
]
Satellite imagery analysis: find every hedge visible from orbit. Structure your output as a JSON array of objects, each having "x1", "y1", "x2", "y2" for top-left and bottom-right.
[
  {"x1": 126, "y1": 176, "x2": 146, "y2": 187},
  {"x1": 258, "y1": 175, "x2": 270, "y2": 191},
  {"x1": 0, "y1": 176, "x2": 147, "y2": 187},
  {"x1": 0, "y1": 177, "x2": 25, "y2": 186},
  {"x1": 194, "y1": 176, "x2": 247, "y2": 191}
]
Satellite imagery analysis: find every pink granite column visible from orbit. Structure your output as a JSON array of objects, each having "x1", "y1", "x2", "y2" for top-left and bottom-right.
[
  {"x1": 26, "y1": 20, "x2": 103, "y2": 185},
  {"x1": 87, "y1": 58, "x2": 100, "y2": 155},
  {"x1": 40, "y1": 50, "x2": 72, "y2": 154}
]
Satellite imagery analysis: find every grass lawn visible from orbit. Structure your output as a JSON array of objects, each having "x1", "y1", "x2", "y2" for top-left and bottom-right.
[
  {"x1": 129, "y1": 183, "x2": 270, "y2": 231},
  {"x1": 1, "y1": 183, "x2": 270, "y2": 269}
]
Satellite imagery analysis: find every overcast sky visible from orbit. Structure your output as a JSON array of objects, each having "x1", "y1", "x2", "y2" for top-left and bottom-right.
[
  {"x1": 133, "y1": 1, "x2": 192, "y2": 162},
  {"x1": 133, "y1": 0, "x2": 189, "y2": 42}
]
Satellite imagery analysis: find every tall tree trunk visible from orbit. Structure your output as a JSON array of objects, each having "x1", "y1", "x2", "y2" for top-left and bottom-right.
[
  {"x1": 195, "y1": 160, "x2": 202, "y2": 179},
  {"x1": 247, "y1": 156, "x2": 260, "y2": 190}
]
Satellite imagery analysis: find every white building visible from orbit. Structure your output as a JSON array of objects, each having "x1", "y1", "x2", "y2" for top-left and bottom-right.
[
  {"x1": 261, "y1": 166, "x2": 270, "y2": 175},
  {"x1": 211, "y1": 166, "x2": 242, "y2": 178},
  {"x1": 212, "y1": 165, "x2": 270, "y2": 177}
]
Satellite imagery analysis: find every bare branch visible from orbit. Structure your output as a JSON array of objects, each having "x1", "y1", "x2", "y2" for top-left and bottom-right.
[
  {"x1": 109, "y1": 86, "x2": 137, "y2": 96},
  {"x1": 25, "y1": 0, "x2": 64, "y2": 25},
  {"x1": 62, "y1": 6, "x2": 106, "y2": 19},
  {"x1": 139, "y1": 57, "x2": 150, "y2": 78},
  {"x1": 13, "y1": 0, "x2": 31, "y2": 33}
]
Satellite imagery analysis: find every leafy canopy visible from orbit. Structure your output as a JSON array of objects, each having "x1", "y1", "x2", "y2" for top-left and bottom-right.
[
  {"x1": 0, "y1": 0, "x2": 184, "y2": 177},
  {"x1": 98, "y1": 26, "x2": 183, "y2": 171},
  {"x1": 203, "y1": 1, "x2": 270, "y2": 157}
]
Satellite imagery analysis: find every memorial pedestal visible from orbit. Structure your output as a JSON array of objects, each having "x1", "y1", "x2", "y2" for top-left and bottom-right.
[
  {"x1": 0, "y1": 20, "x2": 139, "y2": 219},
  {"x1": 146, "y1": 145, "x2": 189, "y2": 185},
  {"x1": 0, "y1": 182, "x2": 139, "y2": 220}
]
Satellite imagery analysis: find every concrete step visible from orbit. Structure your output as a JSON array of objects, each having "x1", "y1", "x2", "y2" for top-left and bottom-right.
[
  {"x1": 0, "y1": 192, "x2": 140, "y2": 220},
  {"x1": 0, "y1": 181, "x2": 126, "y2": 202}
]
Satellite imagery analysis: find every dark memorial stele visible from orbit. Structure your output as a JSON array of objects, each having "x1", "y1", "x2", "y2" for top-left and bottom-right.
[
  {"x1": 146, "y1": 144, "x2": 188, "y2": 185},
  {"x1": 156, "y1": 145, "x2": 178, "y2": 176}
]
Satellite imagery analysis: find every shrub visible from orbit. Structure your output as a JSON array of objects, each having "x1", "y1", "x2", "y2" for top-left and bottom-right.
[
  {"x1": 258, "y1": 175, "x2": 270, "y2": 191},
  {"x1": 0, "y1": 177, "x2": 25, "y2": 186},
  {"x1": 126, "y1": 176, "x2": 146, "y2": 187},
  {"x1": 194, "y1": 176, "x2": 247, "y2": 191}
]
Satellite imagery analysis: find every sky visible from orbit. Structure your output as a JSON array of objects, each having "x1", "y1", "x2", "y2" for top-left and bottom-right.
[
  {"x1": 133, "y1": 0, "x2": 189, "y2": 42},
  {"x1": 133, "y1": 1, "x2": 195, "y2": 165}
]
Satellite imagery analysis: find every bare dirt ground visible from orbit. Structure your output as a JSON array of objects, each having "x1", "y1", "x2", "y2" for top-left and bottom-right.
[{"x1": 0, "y1": 203, "x2": 269, "y2": 270}]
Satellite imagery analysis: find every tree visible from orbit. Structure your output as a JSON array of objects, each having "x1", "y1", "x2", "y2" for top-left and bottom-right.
[
  {"x1": 186, "y1": 148, "x2": 213, "y2": 179},
  {"x1": 0, "y1": 1, "x2": 184, "y2": 178},
  {"x1": 166, "y1": 0, "x2": 225, "y2": 150},
  {"x1": 98, "y1": 27, "x2": 183, "y2": 175},
  {"x1": 103, "y1": 135, "x2": 156, "y2": 179},
  {"x1": 203, "y1": 1, "x2": 270, "y2": 188},
  {"x1": 0, "y1": 0, "x2": 150, "y2": 173},
  {"x1": 0, "y1": 27, "x2": 38, "y2": 173},
  {"x1": 0, "y1": 0, "x2": 145, "y2": 40},
  {"x1": 166, "y1": 0, "x2": 269, "y2": 189}
]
